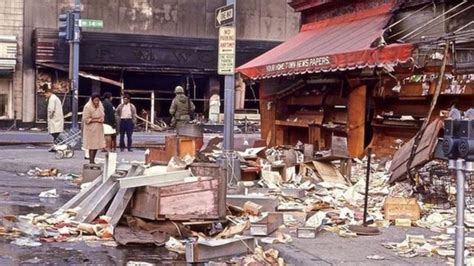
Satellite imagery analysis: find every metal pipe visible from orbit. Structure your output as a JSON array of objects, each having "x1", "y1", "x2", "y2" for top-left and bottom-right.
[
  {"x1": 222, "y1": 0, "x2": 239, "y2": 186},
  {"x1": 405, "y1": 4, "x2": 474, "y2": 41},
  {"x1": 455, "y1": 158, "x2": 465, "y2": 266},
  {"x1": 363, "y1": 148, "x2": 371, "y2": 225},
  {"x1": 70, "y1": 0, "x2": 81, "y2": 130},
  {"x1": 400, "y1": 1, "x2": 467, "y2": 41},
  {"x1": 383, "y1": 3, "x2": 432, "y2": 33}
]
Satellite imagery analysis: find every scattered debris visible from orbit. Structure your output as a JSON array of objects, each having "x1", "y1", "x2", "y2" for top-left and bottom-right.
[
  {"x1": 38, "y1": 189, "x2": 59, "y2": 198},
  {"x1": 367, "y1": 254, "x2": 385, "y2": 260}
]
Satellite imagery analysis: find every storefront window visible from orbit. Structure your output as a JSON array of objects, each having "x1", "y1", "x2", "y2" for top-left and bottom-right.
[{"x1": 0, "y1": 94, "x2": 8, "y2": 118}]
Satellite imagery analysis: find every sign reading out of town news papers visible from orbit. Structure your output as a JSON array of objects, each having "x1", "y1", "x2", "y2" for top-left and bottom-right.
[{"x1": 218, "y1": 26, "x2": 236, "y2": 75}]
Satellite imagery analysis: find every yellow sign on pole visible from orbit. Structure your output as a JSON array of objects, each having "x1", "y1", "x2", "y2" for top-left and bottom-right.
[{"x1": 218, "y1": 26, "x2": 235, "y2": 75}]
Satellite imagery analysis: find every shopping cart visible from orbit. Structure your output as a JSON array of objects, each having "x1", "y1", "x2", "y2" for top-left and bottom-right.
[{"x1": 49, "y1": 128, "x2": 81, "y2": 159}]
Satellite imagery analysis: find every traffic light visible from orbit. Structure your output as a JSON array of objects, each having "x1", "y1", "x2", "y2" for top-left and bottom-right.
[{"x1": 58, "y1": 12, "x2": 74, "y2": 41}]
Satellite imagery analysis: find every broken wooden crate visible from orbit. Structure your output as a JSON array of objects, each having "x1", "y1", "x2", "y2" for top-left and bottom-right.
[{"x1": 130, "y1": 176, "x2": 226, "y2": 220}]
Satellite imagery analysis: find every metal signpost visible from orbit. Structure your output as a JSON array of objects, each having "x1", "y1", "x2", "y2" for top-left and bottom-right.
[
  {"x1": 58, "y1": 0, "x2": 103, "y2": 131},
  {"x1": 443, "y1": 118, "x2": 474, "y2": 266},
  {"x1": 216, "y1": 1, "x2": 240, "y2": 186}
]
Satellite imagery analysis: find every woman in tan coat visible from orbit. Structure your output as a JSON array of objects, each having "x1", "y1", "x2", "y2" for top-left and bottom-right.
[{"x1": 82, "y1": 94, "x2": 105, "y2": 164}]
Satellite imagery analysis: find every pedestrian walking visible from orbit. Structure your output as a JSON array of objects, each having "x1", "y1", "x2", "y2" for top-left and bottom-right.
[
  {"x1": 82, "y1": 93, "x2": 105, "y2": 164},
  {"x1": 116, "y1": 93, "x2": 137, "y2": 152},
  {"x1": 169, "y1": 85, "x2": 195, "y2": 128},
  {"x1": 42, "y1": 84, "x2": 64, "y2": 143},
  {"x1": 102, "y1": 92, "x2": 117, "y2": 152}
]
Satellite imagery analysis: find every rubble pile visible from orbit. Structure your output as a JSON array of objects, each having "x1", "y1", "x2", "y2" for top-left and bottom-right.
[{"x1": 1, "y1": 134, "x2": 472, "y2": 264}]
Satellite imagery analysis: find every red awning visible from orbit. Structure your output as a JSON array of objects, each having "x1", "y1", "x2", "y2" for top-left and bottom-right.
[{"x1": 237, "y1": 13, "x2": 413, "y2": 80}]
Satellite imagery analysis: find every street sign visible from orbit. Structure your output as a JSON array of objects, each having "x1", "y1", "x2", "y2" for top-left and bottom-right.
[
  {"x1": 215, "y1": 4, "x2": 234, "y2": 28},
  {"x1": 79, "y1": 19, "x2": 104, "y2": 28},
  {"x1": 218, "y1": 26, "x2": 235, "y2": 75}
]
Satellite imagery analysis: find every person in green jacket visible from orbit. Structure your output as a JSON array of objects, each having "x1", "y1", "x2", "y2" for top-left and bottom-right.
[
  {"x1": 169, "y1": 86, "x2": 195, "y2": 128},
  {"x1": 102, "y1": 92, "x2": 117, "y2": 151}
]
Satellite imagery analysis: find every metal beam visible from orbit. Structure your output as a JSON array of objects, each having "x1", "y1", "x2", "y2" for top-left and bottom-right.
[{"x1": 119, "y1": 170, "x2": 192, "y2": 189}]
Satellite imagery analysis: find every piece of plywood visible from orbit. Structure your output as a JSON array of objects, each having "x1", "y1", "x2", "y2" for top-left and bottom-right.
[
  {"x1": 312, "y1": 161, "x2": 346, "y2": 184},
  {"x1": 347, "y1": 85, "x2": 366, "y2": 158},
  {"x1": 389, "y1": 119, "x2": 443, "y2": 183}
]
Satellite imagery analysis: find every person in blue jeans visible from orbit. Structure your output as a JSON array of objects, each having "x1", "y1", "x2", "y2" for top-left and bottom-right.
[{"x1": 116, "y1": 94, "x2": 137, "y2": 152}]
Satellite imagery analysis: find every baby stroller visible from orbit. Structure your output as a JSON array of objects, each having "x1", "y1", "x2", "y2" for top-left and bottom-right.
[{"x1": 50, "y1": 128, "x2": 81, "y2": 159}]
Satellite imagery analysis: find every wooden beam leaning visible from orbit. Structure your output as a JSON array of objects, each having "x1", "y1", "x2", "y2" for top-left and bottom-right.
[
  {"x1": 119, "y1": 170, "x2": 192, "y2": 189},
  {"x1": 185, "y1": 236, "x2": 256, "y2": 262}
]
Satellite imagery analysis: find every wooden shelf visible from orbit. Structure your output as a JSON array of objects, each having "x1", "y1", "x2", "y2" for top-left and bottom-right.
[
  {"x1": 287, "y1": 95, "x2": 324, "y2": 106},
  {"x1": 372, "y1": 123, "x2": 420, "y2": 129},
  {"x1": 275, "y1": 120, "x2": 310, "y2": 128}
]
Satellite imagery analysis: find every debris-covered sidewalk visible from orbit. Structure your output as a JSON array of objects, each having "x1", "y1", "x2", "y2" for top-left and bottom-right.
[{"x1": 0, "y1": 133, "x2": 468, "y2": 265}]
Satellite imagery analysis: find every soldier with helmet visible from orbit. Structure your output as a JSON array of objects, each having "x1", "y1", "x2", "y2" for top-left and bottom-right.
[{"x1": 169, "y1": 85, "x2": 195, "y2": 128}]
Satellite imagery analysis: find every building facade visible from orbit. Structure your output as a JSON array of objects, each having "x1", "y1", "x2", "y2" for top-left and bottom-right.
[
  {"x1": 1, "y1": 0, "x2": 301, "y2": 125},
  {"x1": 238, "y1": 0, "x2": 474, "y2": 159},
  {"x1": 0, "y1": 0, "x2": 22, "y2": 122}
]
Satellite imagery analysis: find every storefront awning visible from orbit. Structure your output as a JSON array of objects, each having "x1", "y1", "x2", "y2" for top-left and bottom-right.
[{"x1": 237, "y1": 13, "x2": 413, "y2": 80}]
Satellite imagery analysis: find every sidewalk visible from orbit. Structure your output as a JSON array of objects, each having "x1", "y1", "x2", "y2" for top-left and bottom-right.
[{"x1": 0, "y1": 145, "x2": 145, "y2": 174}]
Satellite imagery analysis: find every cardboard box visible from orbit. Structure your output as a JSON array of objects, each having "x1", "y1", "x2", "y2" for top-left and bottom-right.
[{"x1": 384, "y1": 197, "x2": 421, "y2": 221}]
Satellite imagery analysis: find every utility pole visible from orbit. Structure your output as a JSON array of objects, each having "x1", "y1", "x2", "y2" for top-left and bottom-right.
[
  {"x1": 216, "y1": 0, "x2": 240, "y2": 185},
  {"x1": 70, "y1": 0, "x2": 81, "y2": 130}
]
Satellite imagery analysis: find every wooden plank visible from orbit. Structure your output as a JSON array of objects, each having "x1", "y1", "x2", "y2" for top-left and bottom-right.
[
  {"x1": 119, "y1": 170, "x2": 192, "y2": 189},
  {"x1": 59, "y1": 176, "x2": 102, "y2": 211},
  {"x1": 347, "y1": 85, "x2": 366, "y2": 158},
  {"x1": 226, "y1": 195, "x2": 279, "y2": 212},
  {"x1": 312, "y1": 161, "x2": 346, "y2": 184},
  {"x1": 158, "y1": 179, "x2": 220, "y2": 220},
  {"x1": 389, "y1": 119, "x2": 443, "y2": 183},
  {"x1": 189, "y1": 163, "x2": 227, "y2": 219},
  {"x1": 185, "y1": 236, "x2": 256, "y2": 263},
  {"x1": 130, "y1": 186, "x2": 159, "y2": 220}
]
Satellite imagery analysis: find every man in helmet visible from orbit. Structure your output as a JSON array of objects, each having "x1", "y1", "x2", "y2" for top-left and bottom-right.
[{"x1": 169, "y1": 85, "x2": 195, "y2": 128}]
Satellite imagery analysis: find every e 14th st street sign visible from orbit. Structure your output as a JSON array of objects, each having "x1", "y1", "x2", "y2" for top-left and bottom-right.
[
  {"x1": 79, "y1": 19, "x2": 104, "y2": 28},
  {"x1": 218, "y1": 26, "x2": 236, "y2": 75},
  {"x1": 215, "y1": 4, "x2": 234, "y2": 28}
]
